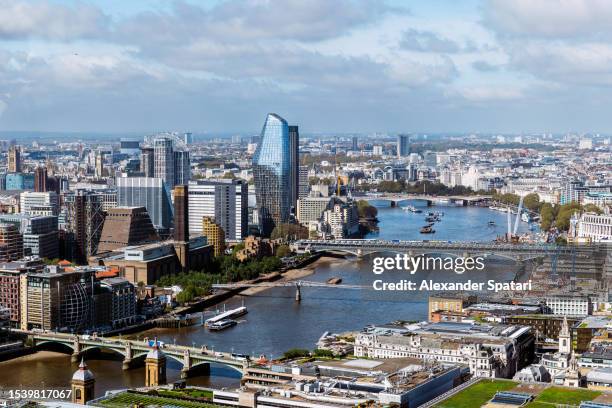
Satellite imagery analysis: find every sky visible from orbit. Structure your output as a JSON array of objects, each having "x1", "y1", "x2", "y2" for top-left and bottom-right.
[{"x1": 1, "y1": 0, "x2": 612, "y2": 134}]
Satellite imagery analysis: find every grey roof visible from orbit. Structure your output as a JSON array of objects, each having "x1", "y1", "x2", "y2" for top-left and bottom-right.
[{"x1": 72, "y1": 359, "x2": 95, "y2": 382}]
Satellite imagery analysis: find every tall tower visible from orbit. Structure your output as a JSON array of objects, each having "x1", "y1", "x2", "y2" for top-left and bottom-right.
[
  {"x1": 253, "y1": 113, "x2": 291, "y2": 236},
  {"x1": 289, "y1": 125, "x2": 300, "y2": 214},
  {"x1": 173, "y1": 185, "x2": 190, "y2": 272},
  {"x1": 202, "y1": 217, "x2": 225, "y2": 257},
  {"x1": 145, "y1": 342, "x2": 167, "y2": 387},
  {"x1": 140, "y1": 147, "x2": 155, "y2": 177},
  {"x1": 559, "y1": 316, "x2": 571, "y2": 354},
  {"x1": 34, "y1": 166, "x2": 48, "y2": 192},
  {"x1": 8, "y1": 145, "x2": 21, "y2": 173},
  {"x1": 154, "y1": 137, "x2": 175, "y2": 189},
  {"x1": 71, "y1": 359, "x2": 95, "y2": 404},
  {"x1": 95, "y1": 151, "x2": 105, "y2": 178},
  {"x1": 397, "y1": 134, "x2": 410, "y2": 158}
]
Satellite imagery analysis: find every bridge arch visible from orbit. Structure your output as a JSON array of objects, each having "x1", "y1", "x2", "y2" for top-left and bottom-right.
[{"x1": 34, "y1": 340, "x2": 74, "y2": 354}]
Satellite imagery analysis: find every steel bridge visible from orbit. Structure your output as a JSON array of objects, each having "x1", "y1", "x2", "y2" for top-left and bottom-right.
[
  {"x1": 292, "y1": 239, "x2": 597, "y2": 261},
  {"x1": 22, "y1": 330, "x2": 245, "y2": 378},
  {"x1": 212, "y1": 280, "x2": 366, "y2": 301}
]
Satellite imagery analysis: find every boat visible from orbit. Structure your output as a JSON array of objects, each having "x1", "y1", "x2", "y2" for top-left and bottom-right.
[
  {"x1": 425, "y1": 216, "x2": 436, "y2": 223},
  {"x1": 208, "y1": 319, "x2": 237, "y2": 331},
  {"x1": 402, "y1": 205, "x2": 422, "y2": 213},
  {"x1": 521, "y1": 212, "x2": 531, "y2": 223},
  {"x1": 205, "y1": 306, "x2": 248, "y2": 327},
  {"x1": 488, "y1": 221, "x2": 496, "y2": 226},
  {"x1": 327, "y1": 277, "x2": 342, "y2": 284},
  {"x1": 420, "y1": 226, "x2": 435, "y2": 234},
  {"x1": 489, "y1": 206, "x2": 508, "y2": 213}
]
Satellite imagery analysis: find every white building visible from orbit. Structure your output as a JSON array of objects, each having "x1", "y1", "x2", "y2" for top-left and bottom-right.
[
  {"x1": 19, "y1": 191, "x2": 59, "y2": 216},
  {"x1": 545, "y1": 294, "x2": 591, "y2": 316}
]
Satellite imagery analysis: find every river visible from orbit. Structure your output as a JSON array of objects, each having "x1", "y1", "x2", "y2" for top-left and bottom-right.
[{"x1": 0, "y1": 200, "x2": 535, "y2": 395}]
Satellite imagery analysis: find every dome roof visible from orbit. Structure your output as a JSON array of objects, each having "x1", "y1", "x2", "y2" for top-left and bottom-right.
[{"x1": 72, "y1": 359, "x2": 95, "y2": 382}]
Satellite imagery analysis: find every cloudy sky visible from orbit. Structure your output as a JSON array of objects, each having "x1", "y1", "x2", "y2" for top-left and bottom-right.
[{"x1": 1, "y1": 0, "x2": 612, "y2": 134}]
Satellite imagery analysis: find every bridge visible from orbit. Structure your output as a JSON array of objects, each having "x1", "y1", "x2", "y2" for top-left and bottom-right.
[
  {"x1": 355, "y1": 193, "x2": 491, "y2": 207},
  {"x1": 22, "y1": 330, "x2": 246, "y2": 378},
  {"x1": 292, "y1": 239, "x2": 596, "y2": 261},
  {"x1": 212, "y1": 280, "x2": 366, "y2": 301}
]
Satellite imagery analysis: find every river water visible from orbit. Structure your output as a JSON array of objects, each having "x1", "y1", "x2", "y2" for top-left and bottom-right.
[{"x1": 0, "y1": 201, "x2": 534, "y2": 396}]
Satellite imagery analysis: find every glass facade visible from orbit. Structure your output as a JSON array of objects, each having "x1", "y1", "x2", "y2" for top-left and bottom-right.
[
  {"x1": 253, "y1": 113, "x2": 291, "y2": 236},
  {"x1": 117, "y1": 177, "x2": 173, "y2": 230}
]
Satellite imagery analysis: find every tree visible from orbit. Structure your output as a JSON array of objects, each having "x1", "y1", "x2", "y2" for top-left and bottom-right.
[
  {"x1": 357, "y1": 200, "x2": 378, "y2": 219},
  {"x1": 540, "y1": 203, "x2": 555, "y2": 231},
  {"x1": 276, "y1": 244, "x2": 291, "y2": 257},
  {"x1": 555, "y1": 202, "x2": 581, "y2": 231},
  {"x1": 283, "y1": 348, "x2": 310, "y2": 359},
  {"x1": 271, "y1": 223, "x2": 308, "y2": 240},
  {"x1": 523, "y1": 193, "x2": 541, "y2": 212},
  {"x1": 583, "y1": 204, "x2": 603, "y2": 214}
]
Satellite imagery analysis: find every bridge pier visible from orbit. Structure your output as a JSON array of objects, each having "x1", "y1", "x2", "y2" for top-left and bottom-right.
[
  {"x1": 356, "y1": 249, "x2": 363, "y2": 258},
  {"x1": 295, "y1": 284, "x2": 301, "y2": 302},
  {"x1": 390, "y1": 201, "x2": 397, "y2": 207},
  {"x1": 122, "y1": 342, "x2": 133, "y2": 370},
  {"x1": 71, "y1": 336, "x2": 81, "y2": 363}
]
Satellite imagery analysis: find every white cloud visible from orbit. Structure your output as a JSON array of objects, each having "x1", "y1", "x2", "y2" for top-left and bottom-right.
[{"x1": 0, "y1": 0, "x2": 109, "y2": 41}]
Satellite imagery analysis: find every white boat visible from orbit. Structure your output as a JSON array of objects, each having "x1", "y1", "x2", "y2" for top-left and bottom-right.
[
  {"x1": 521, "y1": 212, "x2": 531, "y2": 223},
  {"x1": 208, "y1": 319, "x2": 237, "y2": 331},
  {"x1": 205, "y1": 306, "x2": 248, "y2": 327}
]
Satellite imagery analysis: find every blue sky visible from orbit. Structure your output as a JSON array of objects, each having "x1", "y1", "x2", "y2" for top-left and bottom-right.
[{"x1": 1, "y1": 0, "x2": 612, "y2": 134}]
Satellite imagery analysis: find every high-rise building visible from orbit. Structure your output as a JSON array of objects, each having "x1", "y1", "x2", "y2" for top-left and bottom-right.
[
  {"x1": 0, "y1": 223, "x2": 23, "y2": 261},
  {"x1": 299, "y1": 166, "x2": 309, "y2": 199},
  {"x1": 8, "y1": 145, "x2": 21, "y2": 173},
  {"x1": 397, "y1": 134, "x2": 411, "y2": 158},
  {"x1": 120, "y1": 137, "x2": 141, "y2": 155},
  {"x1": 117, "y1": 177, "x2": 173, "y2": 230},
  {"x1": 289, "y1": 125, "x2": 300, "y2": 212},
  {"x1": 173, "y1": 150, "x2": 190, "y2": 186},
  {"x1": 34, "y1": 166, "x2": 48, "y2": 192},
  {"x1": 153, "y1": 137, "x2": 175, "y2": 188},
  {"x1": 97, "y1": 207, "x2": 159, "y2": 253},
  {"x1": 173, "y1": 185, "x2": 189, "y2": 272},
  {"x1": 352, "y1": 136, "x2": 358, "y2": 151},
  {"x1": 62, "y1": 191, "x2": 106, "y2": 263},
  {"x1": 187, "y1": 179, "x2": 248, "y2": 240},
  {"x1": 253, "y1": 113, "x2": 292, "y2": 236},
  {"x1": 95, "y1": 151, "x2": 105, "y2": 178},
  {"x1": 0, "y1": 214, "x2": 58, "y2": 259},
  {"x1": 202, "y1": 217, "x2": 225, "y2": 257},
  {"x1": 140, "y1": 147, "x2": 155, "y2": 177}
]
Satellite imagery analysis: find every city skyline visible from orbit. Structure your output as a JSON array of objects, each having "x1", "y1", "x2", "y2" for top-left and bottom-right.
[{"x1": 3, "y1": 0, "x2": 612, "y2": 134}]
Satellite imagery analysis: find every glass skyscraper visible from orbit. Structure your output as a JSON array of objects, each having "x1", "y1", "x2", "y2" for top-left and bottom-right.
[{"x1": 253, "y1": 113, "x2": 291, "y2": 236}]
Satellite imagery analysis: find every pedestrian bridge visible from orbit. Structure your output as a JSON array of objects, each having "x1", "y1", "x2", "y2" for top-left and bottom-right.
[
  {"x1": 293, "y1": 239, "x2": 593, "y2": 261},
  {"x1": 24, "y1": 330, "x2": 246, "y2": 378}
]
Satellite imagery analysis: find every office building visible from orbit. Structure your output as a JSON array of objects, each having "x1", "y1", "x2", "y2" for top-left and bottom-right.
[
  {"x1": 298, "y1": 166, "x2": 309, "y2": 199},
  {"x1": 0, "y1": 213, "x2": 58, "y2": 259},
  {"x1": 397, "y1": 134, "x2": 410, "y2": 158},
  {"x1": 20, "y1": 191, "x2": 59, "y2": 216},
  {"x1": 120, "y1": 138, "x2": 141, "y2": 155},
  {"x1": 187, "y1": 179, "x2": 248, "y2": 240},
  {"x1": 153, "y1": 137, "x2": 175, "y2": 188},
  {"x1": 352, "y1": 135, "x2": 358, "y2": 151},
  {"x1": 354, "y1": 321, "x2": 534, "y2": 379},
  {"x1": 117, "y1": 177, "x2": 173, "y2": 230},
  {"x1": 63, "y1": 190, "x2": 106, "y2": 263},
  {"x1": 173, "y1": 150, "x2": 190, "y2": 186},
  {"x1": 0, "y1": 223, "x2": 23, "y2": 262},
  {"x1": 202, "y1": 217, "x2": 225, "y2": 257},
  {"x1": 34, "y1": 166, "x2": 47, "y2": 192},
  {"x1": 19, "y1": 267, "x2": 96, "y2": 331},
  {"x1": 322, "y1": 202, "x2": 359, "y2": 238},
  {"x1": 99, "y1": 277, "x2": 137, "y2": 328},
  {"x1": 0, "y1": 258, "x2": 45, "y2": 326},
  {"x1": 296, "y1": 196, "x2": 336, "y2": 224},
  {"x1": 5, "y1": 173, "x2": 34, "y2": 190},
  {"x1": 253, "y1": 113, "x2": 292, "y2": 236},
  {"x1": 572, "y1": 212, "x2": 612, "y2": 242},
  {"x1": 140, "y1": 147, "x2": 154, "y2": 177},
  {"x1": 545, "y1": 294, "x2": 591, "y2": 316},
  {"x1": 8, "y1": 145, "x2": 21, "y2": 173},
  {"x1": 289, "y1": 125, "x2": 300, "y2": 212},
  {"x1": 97, "y1": 207, "x2": 159, "y2": 253}
]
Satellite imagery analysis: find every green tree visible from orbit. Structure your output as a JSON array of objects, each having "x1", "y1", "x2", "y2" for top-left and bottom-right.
[
  {"x1": 276, "y1": 244, "x2": 291, "y2": 257},
  {"x1": 583, "y1": 204, "x2": 603, "y2": 214},
  {"x1": 555, "y1": 202, "x2": 581, "y2": 231},
  {"x1": 357, "y1": 200, "x2": 378, "y2": 219},
  {"x1": 523, "y1": 193, "x2": 541, "y2": 212},
  {"x1": 540, "y1": 203, "x2": 555, "y2": 231},
  {"x1": 271, "y1": 223, "x2": 308, "y2": 240},
  {"x1": 283, "y1": 348, "x2": 310, "y2": 359}
]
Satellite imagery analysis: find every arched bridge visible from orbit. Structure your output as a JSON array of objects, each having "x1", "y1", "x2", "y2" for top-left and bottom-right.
[
  {"x1": 292, "y1": 239, "x2": 595, "y2": 261},
  {"x1": 25, "y1": 331, "x2": 245, "y2": 378},
  {"x1": 356, "y1": 193, "x2": 491, "y2": 207}
]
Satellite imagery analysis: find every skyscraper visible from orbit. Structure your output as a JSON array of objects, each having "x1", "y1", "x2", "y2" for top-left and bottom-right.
[
  {"x1": 34, "y1": 166, "x2": 48, "y2": 192},
  {"x1": 140, "y1": 147, "x2": 155, "y2": 177},
  {"x1": 289, "y1": 125, "x2": 300, "y2": 212},
  {"x1": 187, "y1": 179, "x2": 248, "y2": 240},
  {"x1": 397, "y1": 134, "x2": 411, "y2": 158},
  {"x1": 63, "y1": 190, "x2": 106, "y2": 263},
  {"x1": 173, "y1": 150, "x2": 190, "y2": 186},
  {"x1": 95, "y1": 151, "x2": 105, "y2": 178},
  {"x1": 352, "y1": 136, "x2": 358, "y2": 151},
  {"x1": 117, "y1": 177, "x2": 173, "y2": 230},
  {"x1": 154, "y1": 137, "x2": 175, "y2": 188},
  {"x1": 8, "y1": 145, "x2": 21, "y2": 173},
  {"x1": 253, "y1": 113, "x2": 291, "y2": 236}
]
